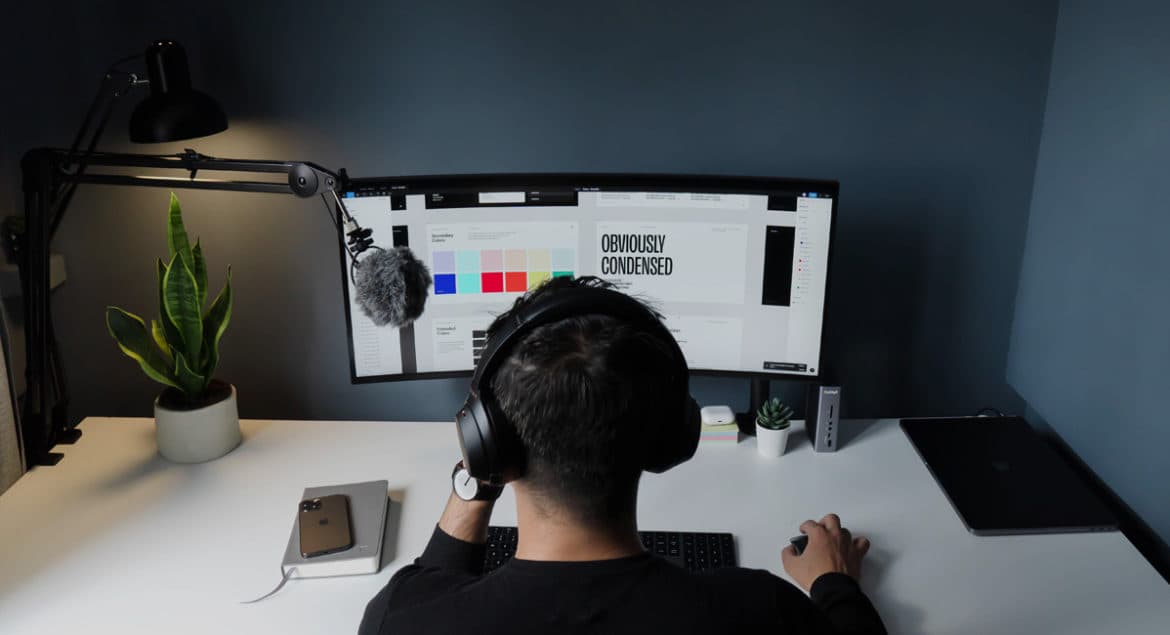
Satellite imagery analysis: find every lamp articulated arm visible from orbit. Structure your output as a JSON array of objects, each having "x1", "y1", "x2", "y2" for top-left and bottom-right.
[{"x1": 16, "y1": 148, "x2": 349, "y2": 467}]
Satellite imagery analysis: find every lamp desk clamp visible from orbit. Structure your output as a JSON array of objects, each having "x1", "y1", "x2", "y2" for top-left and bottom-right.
[{"x1": 15, "y1": 40, "x2": 360, "y2": 468}]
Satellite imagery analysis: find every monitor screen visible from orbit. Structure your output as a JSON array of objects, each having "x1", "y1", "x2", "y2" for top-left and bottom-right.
[{"x1": 337, "y1": 174, "x2": 836, "y2": 382}]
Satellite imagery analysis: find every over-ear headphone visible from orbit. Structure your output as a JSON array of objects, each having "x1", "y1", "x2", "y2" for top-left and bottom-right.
[{"x1": 455, "y1": 285, "x2": 701, "y2": 482}]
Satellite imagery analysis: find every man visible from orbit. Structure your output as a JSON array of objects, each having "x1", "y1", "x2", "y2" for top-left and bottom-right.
[{"x1": 360, "y1": 277, "x2": 886, "y2": 634}]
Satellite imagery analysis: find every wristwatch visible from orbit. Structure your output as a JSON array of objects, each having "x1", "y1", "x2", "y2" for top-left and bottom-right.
[{"x1": 451, "y1": 461, "x2": 504, "y2": 501}]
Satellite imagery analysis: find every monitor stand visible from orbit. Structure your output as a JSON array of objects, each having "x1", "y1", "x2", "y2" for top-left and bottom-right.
[{"x1": 734, "y1": 378, "x2": 770, "y2": 436}]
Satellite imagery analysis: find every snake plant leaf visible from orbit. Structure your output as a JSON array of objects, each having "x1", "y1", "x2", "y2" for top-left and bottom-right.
[
  {"x1": 173, "y1": 350, "x2": 206, "y2": 400},
  {"x1": 106, "y1": 306, "x2": 180, "y2": 390},
  {"x1": 150, "y1": 319, "x2": 174, "y2": 363},
  {"x1": 163, "y1": 253, "x2": 203, "y2": 365},
  {"x1": 166, "y1": 192, "x2": 195, "y2": 275},
  {"x1": 192, "y1": 238, "x2": 208, "y2": 309},
  {"x1": 201, "y1": 267, "x2": 232, "y2": 380},
  {"x1": 156, "y1": 257, "x2": 182, "y2": 347}
]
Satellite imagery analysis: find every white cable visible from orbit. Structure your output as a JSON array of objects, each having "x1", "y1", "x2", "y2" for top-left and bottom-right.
[{"x1": 240, "y1": 566, "x2": 297, "y2": 604}]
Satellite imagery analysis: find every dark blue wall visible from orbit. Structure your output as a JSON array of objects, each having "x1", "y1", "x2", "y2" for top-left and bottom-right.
[
  {"x1": 2, "y1": 1, "x2": 1058, "y2": 423},
  {"x1": 1008, "y1": 0, "x2": 1170, "y2": 548}
]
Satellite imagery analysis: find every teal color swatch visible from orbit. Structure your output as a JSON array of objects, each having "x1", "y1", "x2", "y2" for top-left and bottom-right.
[{"x1": 457, "y1": 273, "x2": 481, "y2": 293}]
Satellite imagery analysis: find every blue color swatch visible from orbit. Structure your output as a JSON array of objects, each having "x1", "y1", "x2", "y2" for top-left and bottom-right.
[{"x1": 434, "y1": 274, "x2": 456, "y2": 295}]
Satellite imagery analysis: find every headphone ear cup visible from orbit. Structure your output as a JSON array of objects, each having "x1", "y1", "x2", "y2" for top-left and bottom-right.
[
  {"x1": 643, "y1": 395, "x2": 702, "y2": 473},
  {"x1": 484, "y1": 395, "x2": 525, "y2": 480},
  {"x1": 457, "y1": 394, "x2": 497, "y2": 481},
  {"x1": 681, "y1": 394, "x2": 701, "y2": 459},
  {"x1": 460, "y1": 389, "x2": 525, "y2": 482}
]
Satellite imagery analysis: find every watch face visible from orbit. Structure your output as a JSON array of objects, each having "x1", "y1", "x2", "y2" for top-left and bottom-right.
[{"x1": 453, "y1": 467, "x2": 479, "y2": 501}]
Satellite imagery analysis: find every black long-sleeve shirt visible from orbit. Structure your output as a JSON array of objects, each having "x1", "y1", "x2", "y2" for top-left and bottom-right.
[{"x1": 359, "y1": 526, "x2": 887, "y2": 635}]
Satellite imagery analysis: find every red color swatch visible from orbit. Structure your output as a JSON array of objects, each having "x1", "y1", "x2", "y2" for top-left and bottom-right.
[
  {"x1": 505, "y1": 271, "x2": 528, "y2": 292},
  {"x1": 481, "y1": 272, "x2": 504, "y2": 293}
]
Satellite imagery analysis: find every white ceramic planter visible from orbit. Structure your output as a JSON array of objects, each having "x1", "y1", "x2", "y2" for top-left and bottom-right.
[
  {"x1": 154, "y1": 384, "x2": 241, "y2": 463},
  {"x1": 756, "y1": 423, "x2": 790, "y2": 458}
]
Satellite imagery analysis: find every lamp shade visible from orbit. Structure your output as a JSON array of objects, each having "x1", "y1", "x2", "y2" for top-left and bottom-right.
[{"x1": 129, "y1": 41, "x2": 228, "y2": 143}]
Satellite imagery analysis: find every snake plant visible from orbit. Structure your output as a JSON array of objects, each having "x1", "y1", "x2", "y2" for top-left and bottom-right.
[
  {"x1": 756, "y1": 397, "x2": 793, "y2": 431},
  {"x1": 106, "y1": 193, "x2": 232, "y2": 406}
]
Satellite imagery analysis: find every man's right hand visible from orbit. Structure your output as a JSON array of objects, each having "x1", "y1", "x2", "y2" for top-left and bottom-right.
[{"x1": 781, "y1": 513, "x2": 870, "y2": 592}]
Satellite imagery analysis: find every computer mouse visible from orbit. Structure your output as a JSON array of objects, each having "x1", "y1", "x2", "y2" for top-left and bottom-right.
[{"x1": 789, "y1": 535, "x2": 808, "y2": 555}]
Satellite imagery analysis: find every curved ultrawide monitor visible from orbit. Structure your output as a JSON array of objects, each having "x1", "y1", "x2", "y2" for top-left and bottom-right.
[{"x1": 338, "y1": 173, "x2": 837, "y2": 382}]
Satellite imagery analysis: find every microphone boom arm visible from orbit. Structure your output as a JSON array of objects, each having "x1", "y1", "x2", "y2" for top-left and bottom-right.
[
  {"x1": 17, "y1": 147, "x2": 354, "y2": 467},
  {"x1": 34, "y1": 148, "x2": 343, "y2": 204}
]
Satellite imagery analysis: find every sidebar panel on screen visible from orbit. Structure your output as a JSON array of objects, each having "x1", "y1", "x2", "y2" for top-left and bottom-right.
[
  {"x1": 761, "y1": 226, "x2": 795, "y2": 306},
  {"x1": 392, "y1": 225, "x2": 417, "y2": 374}
]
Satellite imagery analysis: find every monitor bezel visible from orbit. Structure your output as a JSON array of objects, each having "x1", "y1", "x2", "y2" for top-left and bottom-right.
[{"x1": 336, "y1": 172, "x2": 839, "y2": 384}]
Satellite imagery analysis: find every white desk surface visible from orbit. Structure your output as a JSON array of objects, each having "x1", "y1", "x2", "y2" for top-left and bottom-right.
[{"x1": 0, "y1": 417, "x2": 1166, "y2": 634}]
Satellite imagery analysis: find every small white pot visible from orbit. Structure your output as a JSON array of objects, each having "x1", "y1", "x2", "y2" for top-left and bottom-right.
[
  {"x1": 755, "y1": 422, "x2": 790, "y2": 458},
  {"x1": 154, "y1": 383, "x2": 241, "y2": 463}
]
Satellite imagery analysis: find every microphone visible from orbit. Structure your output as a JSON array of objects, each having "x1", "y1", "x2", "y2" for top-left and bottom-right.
[{"x1": 352, "y1": 246, "x2": 433, "y2": 328}]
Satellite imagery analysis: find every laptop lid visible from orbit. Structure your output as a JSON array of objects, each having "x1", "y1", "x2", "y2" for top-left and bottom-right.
[{"x1": 900, "y1": 416, "x2": 1117, "y2": 535}]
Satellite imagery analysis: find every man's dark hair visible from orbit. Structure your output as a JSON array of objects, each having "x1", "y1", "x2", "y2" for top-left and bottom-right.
[{"x1": 487, "y1": 276, "x2": 680, "y2": 524}]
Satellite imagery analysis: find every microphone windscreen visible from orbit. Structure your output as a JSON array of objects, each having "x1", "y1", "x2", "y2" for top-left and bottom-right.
[{"x1": 353, "y1": 246, "x2": 433, "y2": 327}]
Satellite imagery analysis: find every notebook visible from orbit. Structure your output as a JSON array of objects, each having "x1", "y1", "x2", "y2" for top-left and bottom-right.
[{"x1": 281, "y1": 480, "x2": 390, "y2": 578}]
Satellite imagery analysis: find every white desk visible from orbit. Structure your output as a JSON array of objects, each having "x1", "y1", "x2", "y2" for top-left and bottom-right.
[{"x1": 0, "y1": 417, "x2": 1166, "y2": 634}]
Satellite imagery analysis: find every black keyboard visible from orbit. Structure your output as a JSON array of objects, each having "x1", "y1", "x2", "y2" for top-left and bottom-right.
[{"x1": 483, "y1": 526, "x2": 737, "y2": 573}]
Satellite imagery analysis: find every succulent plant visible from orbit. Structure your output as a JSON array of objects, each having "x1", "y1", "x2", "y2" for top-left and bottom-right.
[
  {"x1": 105, "y1": 193, "x2": 232, "y2": 406},
  {"x1": 755, "y1": 397, "x2": 793, "y2": 431}
]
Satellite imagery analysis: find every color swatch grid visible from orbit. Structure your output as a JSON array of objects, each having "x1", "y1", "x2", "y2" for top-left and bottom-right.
[{"x1": 433, "y1": 248, "x2": 575, "y2": 295}]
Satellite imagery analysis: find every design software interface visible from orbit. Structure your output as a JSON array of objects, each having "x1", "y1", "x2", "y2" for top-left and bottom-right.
[{"x1": 339, "y1": 175, "x2": 835, "y2": 381}]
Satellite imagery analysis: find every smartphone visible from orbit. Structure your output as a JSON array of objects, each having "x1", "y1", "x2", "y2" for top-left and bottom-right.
[{"x1": 298, "y1": 494, "x2": 354, "y2": 558}]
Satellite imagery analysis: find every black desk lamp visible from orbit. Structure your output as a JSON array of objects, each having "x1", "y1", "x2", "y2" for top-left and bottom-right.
[
  {"x1": 128, "y1": 41, "x2": 227, "y2": 143},
  {"x1": 16, "y1": 40, "x2": 362, "y2": 467}
]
